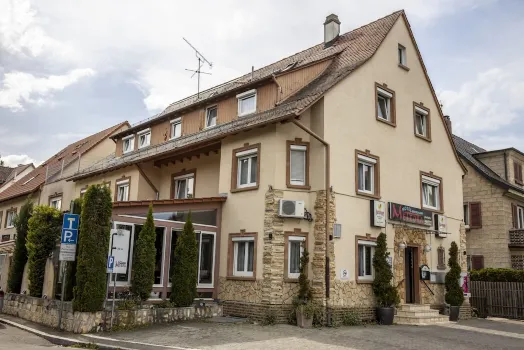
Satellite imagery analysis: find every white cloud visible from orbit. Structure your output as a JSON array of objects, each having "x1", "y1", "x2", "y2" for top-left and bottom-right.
[
  {"x1": 0, "y1": 68, "x2": 95, "y2": 111},
  {"x1": 0, "y1": 154, "x2": 38, "y2": 167},
  {"x1": 439, "y1": 63, "x2": 524, "y2": 136}
]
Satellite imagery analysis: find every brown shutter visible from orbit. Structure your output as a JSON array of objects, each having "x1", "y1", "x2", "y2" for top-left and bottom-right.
[
  {"x1": 519, "y1": 164, "x2": 523, "y2": 183},
  {"x1": 514, "y1": 162, "x2": 519, "y2": 181},
  {"x1": 471, "y1": 255, "x2": 484, "y2": 270},
  {"x1": 512, "y1": 203, "x2": 518, "y2": 228},
  {"x1": 469, "y1": 202, "x2": 482, "y2": 228}
]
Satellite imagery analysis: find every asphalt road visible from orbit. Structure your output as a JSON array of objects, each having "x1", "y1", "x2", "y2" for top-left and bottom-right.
[{"x1": 0, "y1": 323, "x2": 58, "y2": 349}]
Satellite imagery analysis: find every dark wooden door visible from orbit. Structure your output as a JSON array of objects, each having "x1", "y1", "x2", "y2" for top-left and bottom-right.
[{"x1": 405, "y1": 247, "x2": 416, "y2": 303}]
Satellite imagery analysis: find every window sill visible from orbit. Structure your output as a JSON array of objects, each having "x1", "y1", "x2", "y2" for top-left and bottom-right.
[
  {"x1": 415, "y1": 133, "x2": 432, "y2": 142},
  {"x1": 422, "y1": 206, "x2": 444, "y2": 215},
  {"x1": 356, "y1": 191, "x2": 381, "y2": 200},
  {"x1": 238, "y1": 111, "x2": 256, "y2": 118},
  {"x1": 284, "y1": 278, "x2": 299, "y2": 283},
  {"x1": 5, "y1": 226, "x2": 14, "y2": 229},
  {"x1": 356, "y1": 278, "x2": 374, "y2": 284},
  {"x1": 376, "y1": 116, "x2": 396, "y2": 127},
  {"x1": 398, "y1": 64, "x2": 410, "y2": 71},
  {"x1": 287, "y1": 184, "x2": 311, "y2": 190},
  {"x1": 231, "y1": 185, "x2": 259, "y2": 193},
  {"x1": 226, "y1": 276, "x2": 256, "y2": 281}
]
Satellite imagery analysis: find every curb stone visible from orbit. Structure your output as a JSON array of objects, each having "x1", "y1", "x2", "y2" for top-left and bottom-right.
[{"x1": 0, "y1": 317, "x2": 136, "y2": 350}]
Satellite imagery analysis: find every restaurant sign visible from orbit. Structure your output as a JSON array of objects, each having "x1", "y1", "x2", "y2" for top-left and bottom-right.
[{"x1": 388, "y1": 202, "x2": 433, "y2": 227}]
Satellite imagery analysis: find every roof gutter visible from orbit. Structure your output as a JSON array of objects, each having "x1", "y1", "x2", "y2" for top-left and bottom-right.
[{"x1": 291, "y1": 118, "x2": 332, "y2": 326}]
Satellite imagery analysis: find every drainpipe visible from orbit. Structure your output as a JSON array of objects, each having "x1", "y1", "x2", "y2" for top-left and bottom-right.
[{"x1": 291, "y1": 119, "x2": 332, "y2": 326}]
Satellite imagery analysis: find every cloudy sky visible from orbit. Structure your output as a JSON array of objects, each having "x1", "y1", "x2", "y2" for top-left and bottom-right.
[{"x1": 0, "y1": 0, "x2": 523, "y2": 166}]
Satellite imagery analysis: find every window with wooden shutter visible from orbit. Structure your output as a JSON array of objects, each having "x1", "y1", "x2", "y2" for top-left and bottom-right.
[
  {"x1": 471, "y1": 255, "x2": 484, "y2": 270},
  {"x1": 512, "y1": 203, "x2": 518, "y2": 229},
  {"x1": 515, "y1": 162, "x2": 523, "y2": 185},
  {"x1": 469, "y1": 202, "x2": 482, "y2": 228}
]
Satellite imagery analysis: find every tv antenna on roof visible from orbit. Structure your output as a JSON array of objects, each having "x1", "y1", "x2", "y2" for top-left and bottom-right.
[{"x1": 183, "y1": 37, "x2": 212, "y2": 99}]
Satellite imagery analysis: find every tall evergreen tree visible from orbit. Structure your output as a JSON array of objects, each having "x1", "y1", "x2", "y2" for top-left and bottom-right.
[
  {"x1": 170, "y1": 213, "x2": 198, "y2": 306},
  {"x1": 26, "y1": 205, "x2": 62, "y2": 297},
  {"x1": 131, "y1": 204, "x2": 156, "y2": 301},
  {"x1": 73, "y1": 185, "x2": 112, "y2": 312},
  {"x1": 7, "y1": 197, "x2": 33, "y2": 293},
  {"x1": 372, "y1": 232, "x2": 399, "y2": 307},
  {"x1": 445, "y1": 241, "x2": 465, "y2": 306}
]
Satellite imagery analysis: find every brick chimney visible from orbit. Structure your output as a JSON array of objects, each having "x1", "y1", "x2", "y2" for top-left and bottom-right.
[
  {"x1": 444, "y1": 115, "x2": 452, "y2": 134},
  {"x1": 324, "y1": 14, "x2": 340, "y2": 48}
]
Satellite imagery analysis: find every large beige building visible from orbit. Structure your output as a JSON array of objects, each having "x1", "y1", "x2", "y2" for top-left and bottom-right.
[
  {"x1": 0, "y1": 122, "x2": 128, "y2": 292},
  {"x1": 454, "y1": 135, "x2": 524, "y2": 270},
  {"x1": 69, "y1": 11, "x2": 466, "y2": 321}
]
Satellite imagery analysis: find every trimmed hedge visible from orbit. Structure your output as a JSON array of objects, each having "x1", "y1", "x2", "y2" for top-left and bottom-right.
[
  {"x1": 7, "y1": 197, "x2": 33, "y2": 293},
  {"x1": 372, "y1": 232, "x2": 399, "y2": 307},
  {"x1": 73, "y1": 185, "x2": 112, "y2": 312},
  {"x1": 131, "y1": 204, "x2": 156, "y2": 301},
  {"x1": 64, "y1": 197, "x2": 83, "y2": 301},
  {"x1": 170, "y1": 213, "x2": 198, "y2": 306},
  {"x1": 445, "y1": 241, "x2": 464, "y2": 306},
  {"x1": 26, "y1": 205, "x2": 62, "y2": 297},
  {"x1": 470, "y1": 268, "x2": 524, "y2": 283}
]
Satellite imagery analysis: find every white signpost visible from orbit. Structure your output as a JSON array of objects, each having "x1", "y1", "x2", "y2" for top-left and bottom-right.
[{"x1": 107, "y1": 228, "x2": 130, "y2": 328}]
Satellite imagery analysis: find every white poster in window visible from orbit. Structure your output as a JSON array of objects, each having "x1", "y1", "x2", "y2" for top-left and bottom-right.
[
  {"x1": 437, "y1": 215, "x2": 447, "y2": 232},
  {"x1": 109, "y1": 229, "x2": 130, "y2": 274},
  {"x1": 371, "y1": 200, "x2": 386, "y2": 228},
  {"x1": 340, "y1": 268, "x2": 350, "y2": 280}
]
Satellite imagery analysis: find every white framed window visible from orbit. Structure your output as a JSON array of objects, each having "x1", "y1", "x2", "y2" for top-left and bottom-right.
[
  {"x1": 50, "y1": 197, "x2": 62, "y2": 210},
  {"x1": 237, "y1": 89, "x2": 257, "y2": 117},
  {"x1": 377, "y1": 87, "x2": 392, "y2": 122},
  {"x1": 287, "y1": 236, "x2": 306, "y2": 279},
  {"x1": 518, "y1": 206, "x2": 524, "y2": 229},
  {"x1": 232, "y1": 236, "x2": 255, "y2": 277},
  {"x1": 116, "y1": 180, "x2": 130, "y2": 201},
  {"x1": 173, "y1": 173, "x2": 195, "y2": 199},
  {"x1": 137, "y1": 128, "x2": 151, "y2": 149},
  {"x1": 122, "y1": 135, "x2": 135, "y2": 154},
  {"x1": 205, "y1": 106, "x2": 217, "y2": 128},
  {"x1": 422, "y1": 175, "x2": 440, "y2": 210},
  {"x1": 170, "y1": 118, "x2": 182, "y2": 139},
  {"x1": 357, "y1": 154, "x2": 376, "y2": 195},
  {"x1": 358, "y1": 240, "x2": 376, "y2": 281},
  {"x1": 236, "y1": 148, "x2": 258, "y2": 188},
  {"x1": 6, "y1": 210, "x2": 16, "y2": 228},
  {"x1": 290, "y1": 145, "x2": 307, "y2": 186},
  {"x1": 415, "y1": 106, "x2": 428, "y2": 137},
  {"x1": 398, "y1": 44, "x2": 407, "y2": 66}
]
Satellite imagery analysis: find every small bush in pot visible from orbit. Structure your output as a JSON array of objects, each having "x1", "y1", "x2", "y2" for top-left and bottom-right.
[
  {"x1": 294, "y1": 248, "x2": 314, "y2": 328},
  {"x1": 445, "y1": 241, "x2": 464, "y2": 321},
  {"x1": 372, "y1": 232, "x2": 399, "y2": 325}
]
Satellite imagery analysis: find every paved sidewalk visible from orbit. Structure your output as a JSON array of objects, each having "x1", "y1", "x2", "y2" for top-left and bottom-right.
[{"x1": 0, "y1": 323, "x2": 59, "y2": 349}]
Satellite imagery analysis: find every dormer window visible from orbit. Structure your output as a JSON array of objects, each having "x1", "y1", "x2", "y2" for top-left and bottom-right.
[
  {"x1": 206, "y1": 106, "x2": 217, "y2": 128},
  {"x1": 137, "y1": 128, "x2": 151, "y2": 149},
  {"x1": 237, "y1": 89, "x2": 257, "y2": 117},
  {"x1": 171, "y1": 118, "x2": 182, "y2": 139},
  {"x1": 122, "y1": 135, "x2": 135, "y2": 154}
]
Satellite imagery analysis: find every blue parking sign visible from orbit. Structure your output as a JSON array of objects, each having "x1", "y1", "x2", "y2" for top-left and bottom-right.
[
  {"x1": 59, "y1": 213, "x2": 79, "y2": 261},
  {"x1": 107, "y1": 256, "x2": 114, "y2": 272}
]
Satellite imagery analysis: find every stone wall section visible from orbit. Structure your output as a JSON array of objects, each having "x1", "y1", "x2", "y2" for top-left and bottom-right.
[
  {"x1": 463, "y1": 162, "x2": 513, "y2": 268},
  {"x1": 330, "y1": 280, "x2": 374, "y2": 307}
]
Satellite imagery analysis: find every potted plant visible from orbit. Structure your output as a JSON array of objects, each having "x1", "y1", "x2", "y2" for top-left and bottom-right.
[
  {"x1": 294, "y1": 248, "x2": 314, "y2": 328},
  {"x1": 445, "y1": 241, "x2": 464, "y2": 321},
  {"x1": 372, "y1": 232, "x2": 399, "y2": 325}
]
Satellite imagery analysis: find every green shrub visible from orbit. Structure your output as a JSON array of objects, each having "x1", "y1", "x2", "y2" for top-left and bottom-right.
[
  {"x1": 262, "y1": 310, "x2": 277, "y2": 326},
  {"x1": 154, "y1": 300, "x2": 174, "y2": 309},
  {"x1": 170, "y1": 213, "x2": 198, "y2": 306},
  {"x1": 297, "y1": 248, "x2": 313, "y2": 303},
  {"x1": 73, "y1": 185, "x2": 112, "y2": 312},
  {"x1": 372, "y1": 232, "x2": 399, "y2": 307},
  {"x1": 64, "y1": 198, "x2": 82, "y2": 301},
  {"x1": 131, "y1": 204, "x2": 156, "y2": 301},
  {"x1": 341, "y1": 311, "x2": 362, "y2": 326},
  {"x1": 445, "y1": 241, "x2": 464, "y2": 306},
  {"x1": 470, "y1": 268, "x2": 524, "y2": 282},
  {"x1": 7, "y1": 197, "x2": 33, "y2": 293},
  {"x1": 26, "y1": 205, "x2": 62, "y2": 297}
]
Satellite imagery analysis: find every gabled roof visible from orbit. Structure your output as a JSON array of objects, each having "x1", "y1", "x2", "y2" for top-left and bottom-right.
[
  {"x1": 453, "y1": 135, "x2": 524, "y2": 194},
  {"x1": 3, "y1": 163, "x2": 34, "y2": 184},
  {"x1": 0, "y1": 122, "x2": 129, "y2": 203},
  {"x1": 112, "y1": 10, "x2": 404, "y2": 140},
  {"x1": 0, "y1": 166, "x2": 13, "y2": 184}
]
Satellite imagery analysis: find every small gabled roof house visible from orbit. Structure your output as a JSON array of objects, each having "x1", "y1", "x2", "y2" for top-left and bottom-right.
[
  {"x1": 454, "y1": 134, "x2": 524, "y2": 271},
  {"x1": 69, "y1": 10, "x2": 467, "y2": 323},
  {"x1": 0, "y1": 163, "x2": 35, "y2": 194}
]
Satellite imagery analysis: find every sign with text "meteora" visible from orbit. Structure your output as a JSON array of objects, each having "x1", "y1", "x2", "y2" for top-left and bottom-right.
[{"x1": 59, "y1": 213, "x2": 79, "y2": 261}]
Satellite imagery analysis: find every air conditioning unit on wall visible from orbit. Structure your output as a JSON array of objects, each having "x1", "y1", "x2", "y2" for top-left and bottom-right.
[{"x1": 279, "y1": 200, "x2": 305, "y2": 218}]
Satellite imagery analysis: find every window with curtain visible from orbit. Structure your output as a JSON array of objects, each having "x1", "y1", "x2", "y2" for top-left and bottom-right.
[
  {"x1": 376, "y1": 88, "x2": 392, "y2": 121},
  {"x1": 422, "y1": 178, "x2": 439, "y2": 210},
  {"x1": 287, "y1": 236, "x2": 305, "y2": 279},
  {"x1": 117, "y1": 182, "x2": 129, "y2": 201},
  {"x1": 173, "y1": 174, "x2": 195, "y2": 199},
  {"x1": 233, "y1": 237, "x2": 255, "y2": 277},
  {"x1": 357, "y1": 153, "x2": 377, "y2": 195},
  {"x1": 358, "y1": 240, "x2": 376, "y2": 281},
  {"x1": 290, "y1": 145, "x2": 306, "y2": 186},
  {"x1": 237, "y1": 90, "x2": 257, "y2": 116},
  {"x1": 50, "y1": 197, "x2": 62, "y2": 210},
  {"x1": 206, "y1": 107, "x2": 217, "y2": 128},
  {"x1": 171, "y1": 118, "x2": 182, "y2": 139},
  {"x1": 415, "y1": 111, "x2": 427, "y2": 136},
  {"x1": 123, "y1": 136, "x2": 135, "y2": 153},
  {"x1": 138, "y1": 129, "x2": 151, "y2": 148},
  {"x1": 237, "y1": 152, "x2": 257, "y2": 188}
]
